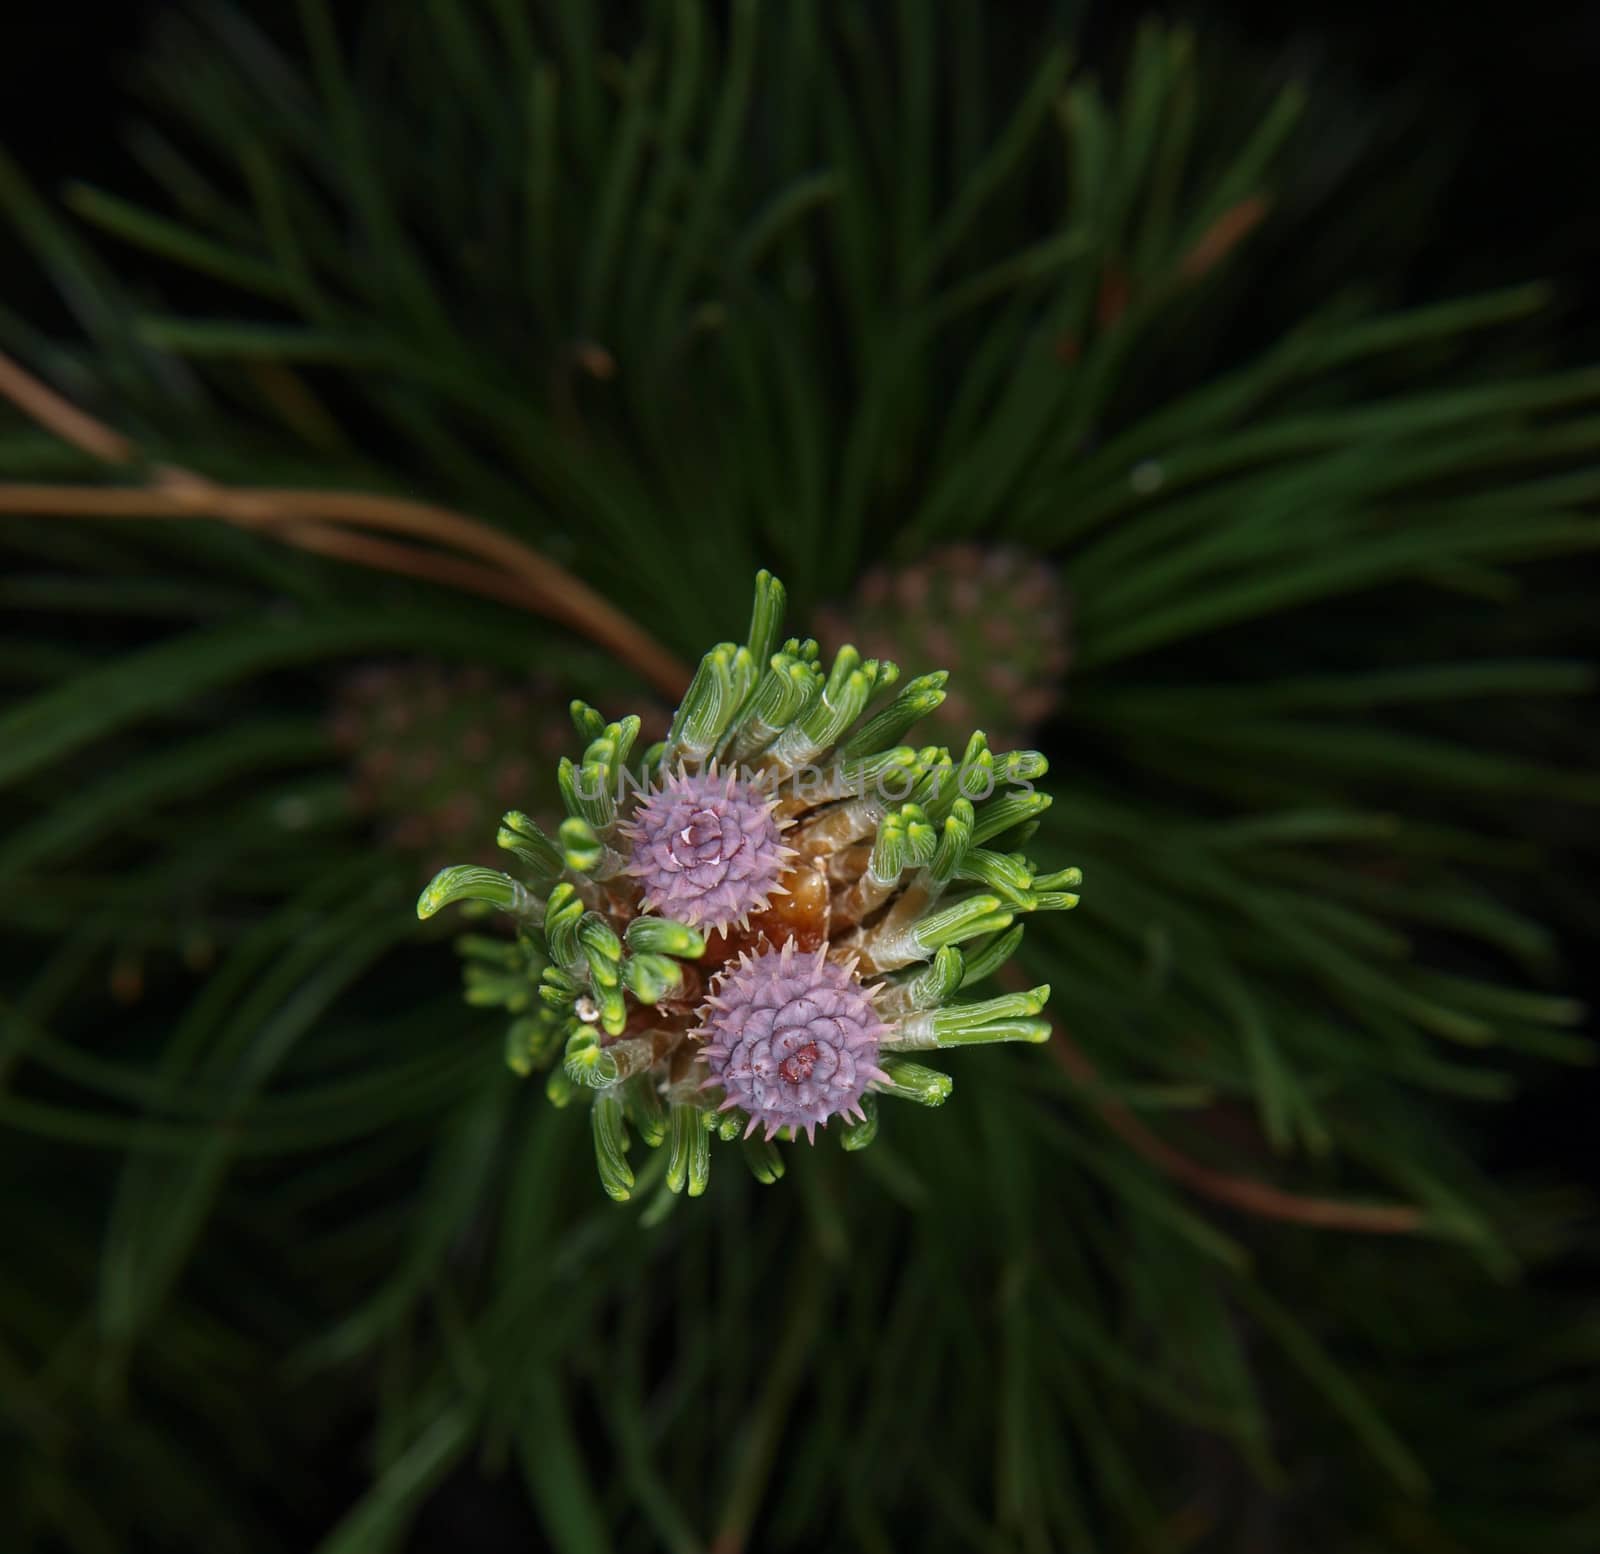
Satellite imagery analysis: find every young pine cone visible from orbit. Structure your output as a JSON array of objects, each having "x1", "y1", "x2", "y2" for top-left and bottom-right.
[
  {"x1": 817, "y1": 546, "x2": 1071, "y2": 749},
  {"x1": 419, "y1": 572, "x2": 1080, "y2": 1204}
]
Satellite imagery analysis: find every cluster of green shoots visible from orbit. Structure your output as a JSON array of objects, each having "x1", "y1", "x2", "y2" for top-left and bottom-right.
[{"x1": 418, "y1": 572, "x2": 1079, "y2": 1205}]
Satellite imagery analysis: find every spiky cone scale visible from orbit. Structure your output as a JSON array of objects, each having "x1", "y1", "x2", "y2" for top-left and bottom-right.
[
  {"x1": 418, "y1": 571, "x2": 1081, "y2": 1200},
  {"x1": 817, "y1": 546, "x2": 1072, "y2": 749},
  {"x1": 616, "y1": 763, "x2": 796, "y2": 934},
  {"x1": 695, "y1": 941, "x2": 891, "y2": 1143}
]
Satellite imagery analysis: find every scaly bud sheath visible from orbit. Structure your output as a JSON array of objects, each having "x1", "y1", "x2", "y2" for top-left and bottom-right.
[
  {"x1": 875, "y1": 945, "x2": 967, "y2": 1015},
  {"x1": 910, "y1": 749, "x2": 958, "y2": 816},
  {"x1": 836, "y1": 802, "x2": 940, "y2": 927},
  {"x1": 773, "y1": 747, "x2": 919, "y2": 823},
  {"x1": 597, "y1": 716, "x2": 641, "y2": 774},
  {"x1": 564, "y1": 1026, "x2": 615, "y2": 1086},
  {"x1": 591, "y1": 1092, "x2": 634, "y2": 1201},
  {"x1": 840, "y1": 672, "x2": 949, "y2": 757},
  {"x1": 869, "y1": 893, "x2": 1014, "y2": 969},
  {"x1": 624, "y1": 916, "x2": 706, "y2": 957},
  {"x1": 998, "y1": 750, "x2": 1049, "y2": 784},
  {"x1": 566, "y1": 1028, "x2": 658, "y2": 1087},
  {"x1": 765, "y1": 647, "x2": 888, "y2": 769},
  {"x1": 578, "y1": 914, "x2": 623, "y2": 978},
  {"x1": 953, "y1": 848, "x2": 1036, "y2": 906},
  {"x1": 558, "y1": 816, "x2": 607, "y2": 875},
  {"x1": 926, "y1": 798, "x2": 975, "y2": 888},
  {"x1": 873, "y1": 1057, "x2": 953, "y2": 1106},
  {"x1": 1033, "y1": 866, "x2": 1084, "y2": 890},
  {"x1": 559, "y1": 754, "x2": 615, "y2": 834},
  {"x1": 589, "y1": 982, "x2": 629, "y2": 1037},
  {"x1": 787, "y1": 803, "x2": 882, "y2": 869},
  {"x1": 832, "y1": 744, "x2": 922, "y2": 796},
  {"x1": 539, "y1": 965, "x2": 583, "y2": 1006},
  {"x1": 723, "y1": 652, "x2": 821, "y2": 764},
  {"x1": 958, "y1": 924, "x2": 1026, "y2": 987},
  {"x1": 744, "y1": 568, "x2": 788, "y2": 669},
  {"x1": 622, "y1": 952, "x2": 683, "y2": 1004},
  {"x1": 417, "y1": 865, "x2": 539, "y2": 921},
  {"x1": 621, "y1": 1072, "x2": 667, "y2": 1148},
  {"x1": 885, "y1": 985, "x2": 1052, "y2": 1050},
  {"x1": 869, "y1": 803, "x2": 938, "y2": 886},
  {"x1": 570, "y1": 700, "x2": 607, "y2": 744},
  {"x1": 664, "y1": 644, "x2": 759, "y2": 767},
  {"x1": 497, "y1": 809, "x2": 564, "y2": 877},
  {"x1": 666, "y1": 1101, "x2": 711, "y2": 1196},
  {"x1": 956, "y1": 732, "x2": 995, "y2": 804},
  {"x1": 970, "y1": 789, "x2": 1053, "y2": 846},
  {"x1": 544, "y1": 884, "x2": 585, "y2": 969}
]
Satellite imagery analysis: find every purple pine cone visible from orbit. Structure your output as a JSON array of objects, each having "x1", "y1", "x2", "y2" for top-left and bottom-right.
[
  {"x1": 620, "y1": 765, "x2": 793, "y2": 933},
  {"x1": 696, "y1": 941, "x2": 890, "y2": 1142}
]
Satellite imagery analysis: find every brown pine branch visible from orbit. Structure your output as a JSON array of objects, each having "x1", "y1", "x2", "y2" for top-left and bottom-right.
[
  {"x1": 0, "y1": 350, "x2": 693, "y2": 696},
  {"x1": 1047, "y1": 1023, "x2": 1424, "y2": 1234},
  {"x1": 0, "y1": 352, "x2": 135, "y2": 464},
  {"x1": 0, "y1": 482, "x2": 541, "y2": 611},
  {"x1": 269, "y1": 523, "x2": 549, "y2": 613}
]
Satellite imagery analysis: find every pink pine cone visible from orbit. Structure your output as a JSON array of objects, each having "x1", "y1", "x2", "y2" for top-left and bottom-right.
[
  {"x1": 696, "y1": 941, "x2": 890, "y2": 1143},
  {"x1": 620, "y1": 766, "x2": 793, "y2": 932}
]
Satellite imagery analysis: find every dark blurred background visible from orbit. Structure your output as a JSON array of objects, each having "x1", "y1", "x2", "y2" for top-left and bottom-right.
[{"x1": 8, "y1": 0, "x2": 1599, "y2": 334}]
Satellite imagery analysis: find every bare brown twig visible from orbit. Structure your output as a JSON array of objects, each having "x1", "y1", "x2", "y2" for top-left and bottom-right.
[
  {"x1": 0, "y1": 352, "x2": 135, "y2": 464},
  {"x1": 1047, "y1": 1022, "x2": 1424, "y2": 1234},
  {"x1": 0, "y1": 350, "x2": 692, "y2": 696},
  {"x1": 269, "y1": 523, "x2": 549, "y2": 613},
  {"x1": 0, "y1": 482, "x2": 542, "y2": 610}
]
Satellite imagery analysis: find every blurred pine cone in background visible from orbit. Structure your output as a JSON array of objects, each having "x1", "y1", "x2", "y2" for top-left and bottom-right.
[
  {"x1": 818, "y1": 547, "x2": 1071, "y2": 749},
  {"x1": 329, "y1": 664, "x2": 576, "y2": 869}
]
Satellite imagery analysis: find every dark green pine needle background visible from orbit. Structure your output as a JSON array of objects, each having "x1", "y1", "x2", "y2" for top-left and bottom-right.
[{"x1": 2, "y1": 3, "x2": 1598, "y2": 1552}]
